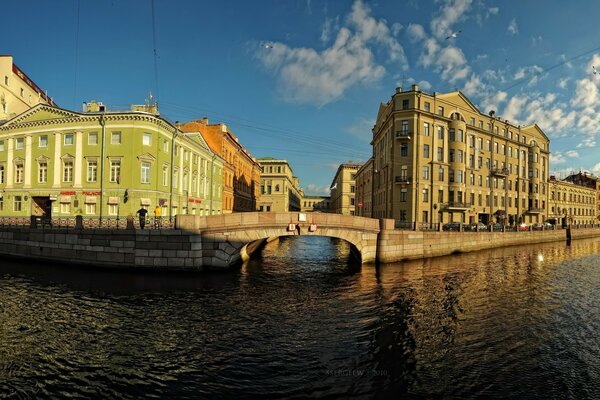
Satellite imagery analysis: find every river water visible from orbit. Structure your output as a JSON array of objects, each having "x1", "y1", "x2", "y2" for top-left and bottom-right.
[{"x1": 1, "y1": 236, "x2": 599, "y2": 399}]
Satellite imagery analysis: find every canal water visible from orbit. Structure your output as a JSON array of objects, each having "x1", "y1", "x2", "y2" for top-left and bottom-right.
[{"x1": 1, "y1": 236, "x2": 599, "y2": 399}]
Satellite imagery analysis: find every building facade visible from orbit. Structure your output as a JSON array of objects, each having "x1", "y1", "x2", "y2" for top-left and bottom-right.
[
  {"x1": 371, "y1": 85, "x2": 550, "y2": 226},
  {"x1": 330, "y1": 162, "x2": 362, "y2": 215},
  {"x1": 548, "y1": 175, "x2": 598, "y2": 226},
  {"x1": 258, "y1": 158, "x2": 303, "y2": 212},
  {"x1": 181, "y1": 118, "x2": 261, "y2": 213},
  {"x1": 0, "y1": 103, "x2": 223, "y2": 219},
  {"x1": 301, "y1": 195, "x2": 331, "y2": 213},
  {"x1": 354, "y1": 158, "x2": 373, "y2": 217}
]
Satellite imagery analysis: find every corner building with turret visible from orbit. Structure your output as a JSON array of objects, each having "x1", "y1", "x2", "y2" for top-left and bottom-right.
[{"x1": 371, "y1": 85, "x2": 550, "y2": 226}]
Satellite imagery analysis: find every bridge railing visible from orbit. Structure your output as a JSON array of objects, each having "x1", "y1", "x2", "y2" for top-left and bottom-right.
[
  {"x1": 394, "y1": 220, "x2": 600, "y2": 232},
  {"x1": 0, "y1": 216, "x2": 175, "y2": 230}
]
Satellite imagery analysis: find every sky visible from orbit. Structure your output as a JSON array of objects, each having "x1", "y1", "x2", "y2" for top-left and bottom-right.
[{"x1": 5, "y1": 0, "x2": 600, "y2": 195}]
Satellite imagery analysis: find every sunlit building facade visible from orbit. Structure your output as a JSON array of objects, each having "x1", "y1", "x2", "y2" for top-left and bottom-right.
[
  {"x1": 0, "y1": 103, "x2": 224, "y2": 219},
  {"x1": 258, "y1": 158, "x2": 303, "y2": 212},
  {"x1": 330, "y1": 162, "x2": 362, "y2": 215},
  {"x1": 354, "y1": 158, "x2": 373, "y2": 217},
  {"x1": 371, "y1": 85, "x2": 550, "y2": 226}
]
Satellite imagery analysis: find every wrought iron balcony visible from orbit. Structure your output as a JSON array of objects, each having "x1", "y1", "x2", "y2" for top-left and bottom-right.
[
  {"x1": 395, "y1": 176, "x2": 411, "y2": 184},
  {"x1": 443, "y1": 202, "x2": 471, "y2": 211},
  {"x1": 491, "y1": 167, "x2": 510, "y2": 176},
  {"x1": 395, "y1": 131, "x2": 412, "y2": 139},
  {"x1": 527, "y1": 207, "x2": 544, "y2": 214}
]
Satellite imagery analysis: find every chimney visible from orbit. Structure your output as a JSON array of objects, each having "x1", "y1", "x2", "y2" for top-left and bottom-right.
[
  {"x1": 395, "y1": 87, "x2": 403, "y2": 94},
  {"x1": 411, "y1": 84, "x2": 419, "y2": 92},
  {"x1": 202, "y1": 117, "x2": 209, "y2": 125}
]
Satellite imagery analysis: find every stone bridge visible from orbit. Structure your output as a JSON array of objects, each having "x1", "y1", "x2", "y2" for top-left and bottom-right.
[{"x1": 176, "y1": 212, "x2": 380, "y2": 268}]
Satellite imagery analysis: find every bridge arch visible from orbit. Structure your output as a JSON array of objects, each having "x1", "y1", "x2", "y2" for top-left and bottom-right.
[{"x1": 176, "y1": 212, "x2": 380, "y2": 268}]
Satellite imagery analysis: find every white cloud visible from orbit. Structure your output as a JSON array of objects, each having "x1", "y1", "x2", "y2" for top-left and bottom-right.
[
  {"x1": 418, "y1": 38, "x2": 441, "y2": 67},
  {"x1": 550, "y1": 152, "x2": 567, "y2": 165},
  {"x1": 501, "y1": 95, "x2": 527, "y2": 123},
  {"x1": 391, "y1": 22, "x2": 403, "y2": 36},
  {"x1": 462, "y1": 74, "x2": 486, "y2": 97},
  {"x1": 417, "y1": 80, "x2": 432, "y2": 91},
  {"x1": 430, "y1": 0, "x2": 473, "y2": 40},
  {"x1": 531, "y1": 36, "x2": 543, "y2": 46},
  {"x1": 437, "y1": 46, "x2": 470, "y2": 82},
  {"x1": 558, "y1": 78, "x2": 570, "y2": 89},
  {"x1": 570, "y1": 79, "x2": 598, "y2": 109},
  {"x1": 256, "y1": 0, "x2": 408, "y2": 106},
  {"x1": 305, "y1": 183, "x2": 331, "y2": 196},
  {"x1": 474, "y1": 54, "x2": 488, "y2": 63},
  {"x1": 592, "y1": 162, "x2": 600, "y2": 175},
  {"x1": 507, "y1": 18, "x2": 518, "y2": 35},
  {"x1": 576, "y1": 136, "x2": 597, "y2": 148},
  {"x1": 480, "y1": 90, "x2": 508, "y2": 114},
  {"x1": 566, "y1": 150, "x2": 580, "y2": 158},
  {"x1": 407, "y1": 23, "x2": 427, "y2": 42}
]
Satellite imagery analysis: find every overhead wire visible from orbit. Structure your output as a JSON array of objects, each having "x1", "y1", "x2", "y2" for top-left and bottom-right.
[{"x1": 73, "y1": 0, "x2": 80, "y2": 110}]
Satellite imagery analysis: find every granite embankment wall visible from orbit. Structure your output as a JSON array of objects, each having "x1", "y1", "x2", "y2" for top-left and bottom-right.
[
  {"x1": 377, "y1": 219, "x2": 600, "y2": 263},
  {"x1": 0, "y1": 228, "x2": 205, "y2": 270}
]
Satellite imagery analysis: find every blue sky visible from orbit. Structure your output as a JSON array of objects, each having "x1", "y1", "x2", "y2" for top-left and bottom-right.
[{"x1": 6, "y1": 0, "x2": 600, "y2": 195}]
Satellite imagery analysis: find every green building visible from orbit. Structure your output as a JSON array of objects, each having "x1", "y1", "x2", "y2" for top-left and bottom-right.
[{"x1": 0, "y1": 102, "x2": 223, "y2": 220}]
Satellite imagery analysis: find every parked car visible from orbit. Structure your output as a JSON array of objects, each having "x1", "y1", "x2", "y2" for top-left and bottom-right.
[
  {"x1": 465, "y1": 222, "x2": 487, "y2": 232},
  {"x1": 517, "y1": 223, "x2": 530, "y2": 231},
  {"x1": 442, "y1": 222, "x2": 462, "y2": 231},
  {"x1": 490, "y1": 223, "x2": 504, "y2": 232}
]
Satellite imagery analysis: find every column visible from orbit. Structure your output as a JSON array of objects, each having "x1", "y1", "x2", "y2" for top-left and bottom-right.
[
  {"x1": 6, "y1": 138, "x2": 13, "y2": 189},
  {"x1": 74, "y1": 131, "x2": 83, "y2": 188},
  {"x1": 24, "y1": 136, "x2": 32, "y2": 188},
  {"x1": 53, "y1": 133, "x2": 62, "y2": 188}
]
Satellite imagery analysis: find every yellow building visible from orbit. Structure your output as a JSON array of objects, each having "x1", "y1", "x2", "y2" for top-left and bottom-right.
[
  {"x1": 258, "y1": 158, "x2": 303, "y2": 212},
  {"x1": 355, "y1": 158, "x2": 373, "y2": 217},
  {"x1": 548, "y1": 174, "x2": 598, "y2": 226},
  {"x1": 301, "y1": 195, "x2": 331, "y2": 213},
  {"x1": 330, "y1": 162, "x2": 362, "y2": 215},
  {"x1": 371, "y1": 85, "x2": 550, "y2": 226},
  {"x1": 0, "y1": 55, "x2": 57, "y2": 122}
]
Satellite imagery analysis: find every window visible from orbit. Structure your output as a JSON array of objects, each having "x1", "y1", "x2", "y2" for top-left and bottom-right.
[
  {"x1": 438, "y1": 167, "x2": 444, "y2": 181},
  {"x1": 424, "y1": 102, "x2": 430, "y2": 112},
  {"x1": 0, "y1": 140, "x2": 3, "y2": 151},
  {"x1": 163, "y1": 140, "x2": 169, "y2": 152},
  {"x1": 20, "y1": 88, "x2": 24, "y2": 97},
  {"x1": 111, "y1": 131, "x2": 121, "y2": 144},
  {"x1": 143, "y1": 133, "x2": 152, "y2": 146},
  {"x1": 162, "y1": 166, "x2": 169, "y2": 186},
  {"x1": 400, "y1": 143, "x2": 408, "y2": 157},
  {"x1": 275, "y1": 184, "x2": 280, "y2": 192},
  {"x1": 402, "y1": 99, "x2": 409, "y2": 110},
  {"x1": 39, "y1": 135, "x2": 48, "y2": 147},
  {"x1": 63, "y1": 160, "x2": 73, "y2": 182},
  {"x1": 438, "y1": 189, "x2": 444, "y2": 203},
  {"x1": 15, "y1": 138, "x2": 24, "y2": 150},
  {"x1": 14, "y1": 196, "x2": 22, "y2": 212},
  {"x1": 89, "y1": 132, "x2": 98, "y2": 145},
  {"x1": 401, "y1": 120, "x2": 409, "y2": 135},
  {"x1": 423, "y1": 144, "x2": 430, "y2": 158},
  {"x1": 424, "y1": 122, "x2": 430, "y2": 136},
  {"x1": 87, "y1": 160, "x2": 98, "y2": 182},
  {"x1": 141, "y1": 162, "x2": 151, "y2": 183},
  {"x1": 400, "y1": 189, "x2": 407, "y2": 202},
  {"x1": 64, "y1": 134, "x2": 74, "y2": 146},
  {"x1": 4, "y1": 76, "x2": 7, "y2": 85},
  {"x1": 437, "y1": 147, "x2": 443, "y2": 162},
  {"x1": 437, "y1": 126, "x2": 444, "y2": 139},
  {"x1": 438, "y1": 106, "x2": 444, "y2": 116},
  {"x1": 449, "y1": 129, "x2": 455, "y2": 141},
  {"x1": 110, "y1": 160, "x2": 121, "y2": 183},
  {"x1": 173, "y1": 170, "x2": 178, "y2": 189},
  {"x1": 61, "y1": 202, "x2": 71, "y2": 214},
  {"x1": 38, "y1": 162, "x2": 48, "y2": 183},
  {"x1": 15, "y1": 162, "x2": 23, "y2": 183},
  {"x1": 423, "y1": 166, "x2": 429, "y2": 180},
  {"x1": 423, "y1": 188, "x2": 429, "y2": 202},
  {"x1": 0, "y1": 164, "x2": 3, "y2": 183},
  {"x1": 85, "y1": 203, "x2": 96, "y2": 215},
  {"x1": 470, "y1": 117, "x2": 475, "y2": 126},
  {"x1": 108, "y1": 204, "x2": 118, "y2": 216}
]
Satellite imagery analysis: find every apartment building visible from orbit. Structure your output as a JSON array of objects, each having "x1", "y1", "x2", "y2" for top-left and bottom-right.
[
  {"x1": 258, "y1": 158, "x2": 303, "y2": 212},
  {"x1": 354, "y1": 158, "x2": 373, "y2": 217},
  {"x1": 371, "y1": 85, "x2": 550, "y2": 226},
  {"x1": 0, "y1": 55, "x2": 57, "y2": 122},
  {"x1": 301, "y1": 195, "x2": 331, "y2": 213},
  {"x1": 181, "y1": 118, "x2": 261, "y2": 213},
  {"x1": 549, "y1": 172, "x2": 599, "y2": 225},
  {"x1": 330, "y1": 162, "x2": 362, "y2": 215}
]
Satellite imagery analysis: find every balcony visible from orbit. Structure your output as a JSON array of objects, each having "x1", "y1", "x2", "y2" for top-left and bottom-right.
[
  {"x1": 395, "y1": 176, "x2": 411, "y2": 184},
  {"x1": 395, "y1": 131, "x2": 412, "y2": 139},
  {"x1": 443, "y1": 202, "x2": 471, "y2": 211},
  {"x1": 491, "y1": 167, "x2": 510, "y2": 176},
  {"x1": 527, "y1": 207, "x2": 544, "y2": 214}
]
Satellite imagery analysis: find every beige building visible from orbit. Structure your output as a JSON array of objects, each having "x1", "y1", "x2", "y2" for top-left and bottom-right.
[
  {"x1": 548, "y1": 174, "x2": 598, "y2": 226},
  {"x1": 371, "y1": 85, "x2": 550, "y2": 226},
  {"x1": 258, "y1": 158, "x2": 303, "y2": 212},
  {"x1": 355, "y1": 158, "x2": 373, "y2": 217},
  {"x1": 301, "y1": 195, "x2": 331, "y2": 212},
  {"x1": 330, "y1": 162, "x2": 362, "y2": 215},
  {"x1": 0, "y1": 55, "x2": 57, "y2": 122}
]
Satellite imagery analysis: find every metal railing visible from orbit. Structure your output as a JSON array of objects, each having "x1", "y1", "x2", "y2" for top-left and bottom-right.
[
  {"x1": 0, "y1": 216, "x2": 175, "y2": 230},
  {"x1": 394, "y1": 220, "x2": 600, "y2": 232}
]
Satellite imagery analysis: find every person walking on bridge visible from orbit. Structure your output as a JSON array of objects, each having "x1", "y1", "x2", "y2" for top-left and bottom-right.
[
  {"x1": 154, "y1": 205, "x2": 162, "y2": 228},
  {"x1": 136, "y1": 207, "x2": 148, "y2": 229}
]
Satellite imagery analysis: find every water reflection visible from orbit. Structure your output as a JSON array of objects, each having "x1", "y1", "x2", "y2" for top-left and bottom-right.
[{"x1": 0, "y1": 237, "x2": 599, "y2": 399}]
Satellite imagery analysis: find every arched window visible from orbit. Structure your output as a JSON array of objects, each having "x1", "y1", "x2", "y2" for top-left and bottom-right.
[{"x1": 275, "y1": 184, "x2": 280, "y2": 192}]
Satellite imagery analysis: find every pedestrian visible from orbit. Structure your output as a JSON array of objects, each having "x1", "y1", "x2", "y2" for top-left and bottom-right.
[
  {"x1": 136, "y1": 207, "x2": 148, "y2": 229},
  {"x1": 154, "y1": 205, "x2": 162, "y2": 228}
]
